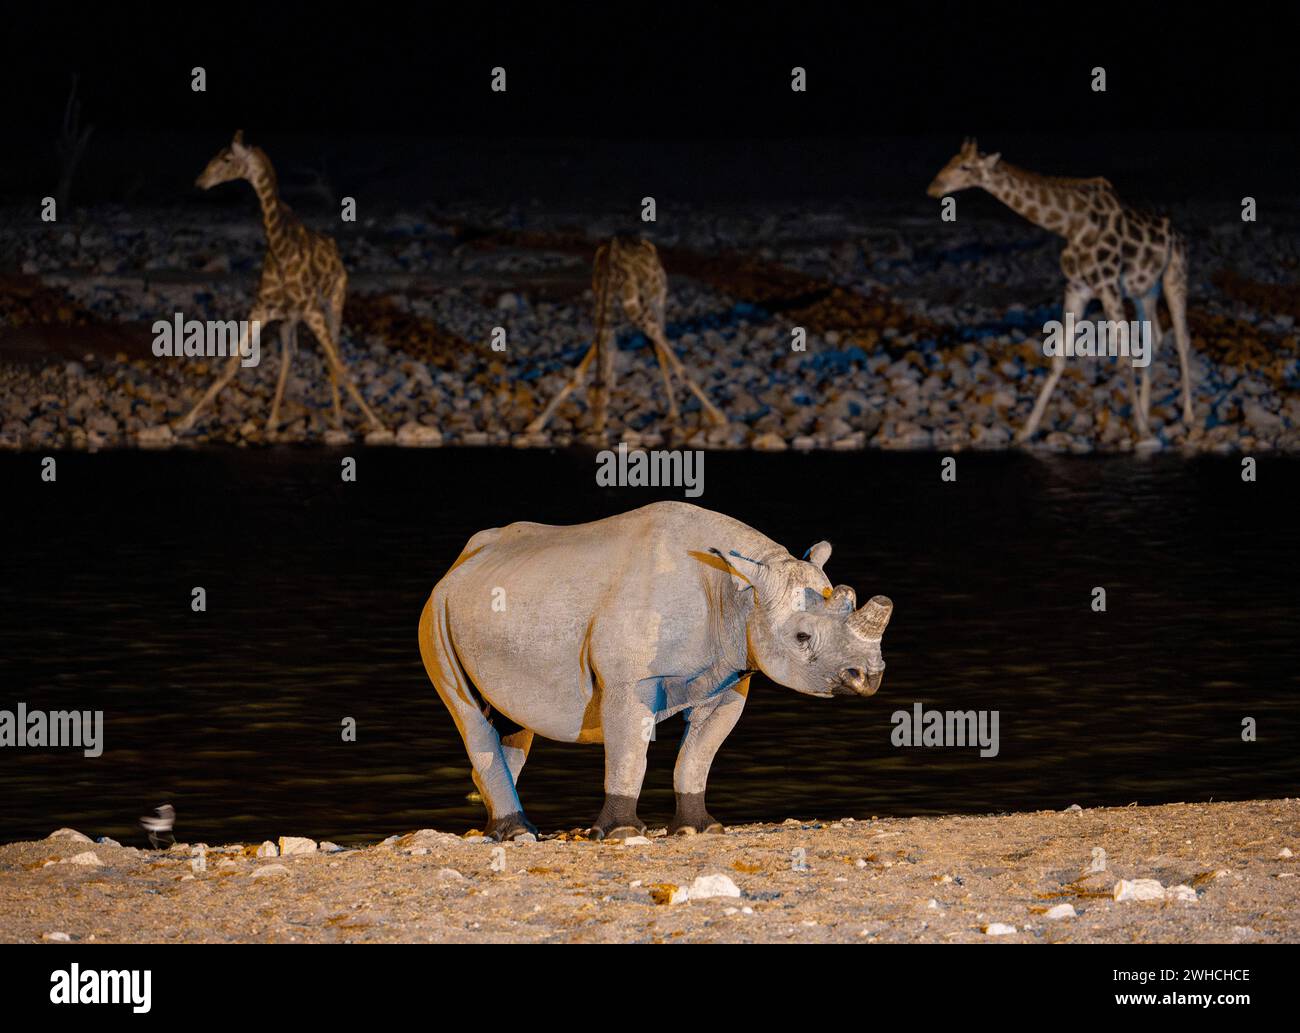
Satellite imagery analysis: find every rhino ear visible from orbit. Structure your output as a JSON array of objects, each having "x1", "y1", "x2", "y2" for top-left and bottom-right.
[{"x1": 804, "y1": 541, "x2": 832, "y2": 570}]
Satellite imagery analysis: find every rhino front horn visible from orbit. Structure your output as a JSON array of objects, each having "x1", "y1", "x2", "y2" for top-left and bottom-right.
[{"x1": 849, "y1": 595, "x2": 893, "y2": 638}]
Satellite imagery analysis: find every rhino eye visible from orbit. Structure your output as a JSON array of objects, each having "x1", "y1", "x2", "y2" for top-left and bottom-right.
[{"x1": 795, "y1": 631, "x2": 811, "y2": 644}]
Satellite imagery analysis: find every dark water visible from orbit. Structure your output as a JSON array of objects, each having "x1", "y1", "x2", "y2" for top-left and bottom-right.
[{"x1": 1, "y1": 448, "x2": 1297, "y2": 846}]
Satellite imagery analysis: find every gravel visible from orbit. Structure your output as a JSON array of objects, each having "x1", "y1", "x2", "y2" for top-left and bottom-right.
[
  {"x1": 1, "y1": 201, "x2": 1296, "y2": 453},
  {"x1": 1, "y1": 799, "x2": 1295, "y2": 943}
]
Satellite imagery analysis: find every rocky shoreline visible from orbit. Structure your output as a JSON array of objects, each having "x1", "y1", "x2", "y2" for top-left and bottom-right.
[
  {"x1": 2, "y1": 201, "x2": 1297, "y2": 454},
  {"x1": 2, "y1": 799, "x2": 1295, "y2": 943}
]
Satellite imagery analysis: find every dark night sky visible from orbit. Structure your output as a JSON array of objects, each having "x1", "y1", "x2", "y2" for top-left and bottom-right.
[
  {"x1": 1, "y1": 3, "x2": 1297, "y2": 206},
  {"x1": 3, "y1": 2, "x2": 1298, "y2": 136}
]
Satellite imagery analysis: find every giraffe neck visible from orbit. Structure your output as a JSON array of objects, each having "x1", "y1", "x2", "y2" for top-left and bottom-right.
[
  {"x1": 246, "y1": 149, "x2": 290, "y2": 253},
  {"x1": 980, "y1": 162, "x2": 1073, "y2": 238}
]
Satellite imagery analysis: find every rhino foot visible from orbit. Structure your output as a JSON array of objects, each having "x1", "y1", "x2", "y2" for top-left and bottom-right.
[
  {"x1": 487, "y1": 812, "x2": 538, "y2": 842},
  {"x1": 589, "y1": 794, "x2": 646, "y2": 841},
  {"x1": 668, "y1": 792, "x2": 725, "y2": 836}
]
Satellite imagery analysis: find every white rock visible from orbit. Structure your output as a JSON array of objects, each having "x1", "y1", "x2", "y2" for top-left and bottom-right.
[
  {"x1": 1166, "y1": 885, "x2": 1198, "y2": 902},
  {"x1": 752, "y1": 431, "x2": 788, "y2": 452},
  {"x1": 47, "y1": 828, "x2": 92, "y2": 843},
  {"x1": 251, "y1": 864, "x2": 290, "y2": 878},
  {"x1": 396, "y1": 421, "x2": 444, "y2": 447},
  {"x1": 255, "y1": 840, "x2": 279, "y2": 858},
  {"x1": 278, "y1": 836, "x2": 317, "y2": 856},
  {"x1": 1045, "y1": 904, "x2": 1077, "y2": 920},
  {"x1": 1279, "y1": 848, "x2": 1293, "y2": 858},
  {"x1": 621, "y1": 836, "x2": 652, "y2": 846},
  {"x1": 985, "y1": 923, "x2": 1017, "y2": 935},
  {"x1": 436, "y1": 868, "x2": 466, "y2": 881},
  {"x1": 687, "y1": 874, "x2": 741, "y2": 900},
  {"x1": 41, "y1": 931, "x2": 72, "y2": 942},
  {"x1": 1113, "y1": 878, "x2": 1165, "y2": 902},
  {"x1": 67, "y1": 851, "x2": 102, "y2": 867},
  {"x1": 136, "y1": 424, "x2": 175, "y2": 449}
]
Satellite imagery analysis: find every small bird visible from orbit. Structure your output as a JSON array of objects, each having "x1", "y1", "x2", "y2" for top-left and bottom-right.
[{"x1": 139, "y1": 804, "x2": 176, "y2": 850}]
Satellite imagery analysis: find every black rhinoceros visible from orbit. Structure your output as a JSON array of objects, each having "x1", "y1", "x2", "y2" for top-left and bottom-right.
[{"x1": 419, "y1": 502, "x2": 893, "y2": 840}]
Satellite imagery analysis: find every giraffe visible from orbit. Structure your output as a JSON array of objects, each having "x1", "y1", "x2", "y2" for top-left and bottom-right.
[
  {"x1": 527, "y1": 236, "x2": 727, "y2": 435},
  {"x1": 174, "y1": 130, "x2": 384, "y2": 435},
  {"x1": 927, "y1": 138, "x2": 1195, "y2": 442}
]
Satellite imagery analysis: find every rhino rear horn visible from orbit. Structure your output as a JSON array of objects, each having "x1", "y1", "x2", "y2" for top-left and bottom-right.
[
  {"x1": 827, "y1": 584, "x2": 857, "y2": 614},
  {"x1": 848, "y1": 595, "x2": 893, "y2": 638}
]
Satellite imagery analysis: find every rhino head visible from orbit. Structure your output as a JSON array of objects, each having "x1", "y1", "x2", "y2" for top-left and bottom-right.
[{"x1": 714, "y1": 541, "x2": 892, "y2": 698}]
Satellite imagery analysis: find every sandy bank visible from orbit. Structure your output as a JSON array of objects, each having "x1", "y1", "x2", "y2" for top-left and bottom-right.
[{"x1": 1, "y1": 799, "x2": 1295, "y2": 943}]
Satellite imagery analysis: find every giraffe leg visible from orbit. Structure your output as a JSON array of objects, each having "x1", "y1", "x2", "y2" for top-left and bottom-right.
[
  {"x1": 327, "y1": 272, "x2": 346, "y2": 345},
  {"x1": 1018, "y1": 284, "x2": 1091, "y2": 442},
  {"x1": 594, "y1": 332, "x2": 615, "y2": 435},
  {"x1": 1134, "y1": 289, "x2": 1162, "y2": 432},
  {"x1": 1099, "y1": 286, "x2": 1150, "y2": 440},
  {"x1": 626, "y1": 303, "x2": 714, "y2": 427},
  {"x1": 653, "y1": 338, "x2": 680, "y2": 424},
  {"x1": 302, "y1": 308, "x2": 384, "y2": 432},
  {"x1": 174, "y1": 310, "x2": 266, "y2": 433},
  {"x1": 326, "y1": 274, "x2": 346, "y2": 430},
  {"x1": 267, "y1": 320, "x2": 298, "y2": 436},
  {"x1": 329, "y1": 368, "x2": 343, "y2": 429},
  {"x1": 626, "y1": 275, "x2": 681, "y2": 428},
  {"x1": 526, "y1": 341, "x2": 599, "y2": 434},
  {"x1": 1162, "y1": 246, "x2": 1195, "y2": 426},
  {"x1": 654, "y1": 336, "x2": 726, "y2": 426}
]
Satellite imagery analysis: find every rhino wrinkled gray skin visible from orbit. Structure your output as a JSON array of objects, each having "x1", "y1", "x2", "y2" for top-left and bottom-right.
[{"x1": 419, "y1": 502, "x2": 893, "y2": 841}]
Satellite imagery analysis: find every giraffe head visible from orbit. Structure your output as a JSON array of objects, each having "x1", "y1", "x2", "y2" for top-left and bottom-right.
[
  {"x1": 927, "y1": 138, "x2": 1001, "y2": 198},
  {"x1": 195, "y1": 130, "x2": 257, "y2": 189}
]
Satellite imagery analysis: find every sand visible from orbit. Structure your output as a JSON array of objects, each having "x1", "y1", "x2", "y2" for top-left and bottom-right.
[{"x1": 1, "y1": 799, "x2": 1296, "y2": 943}]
